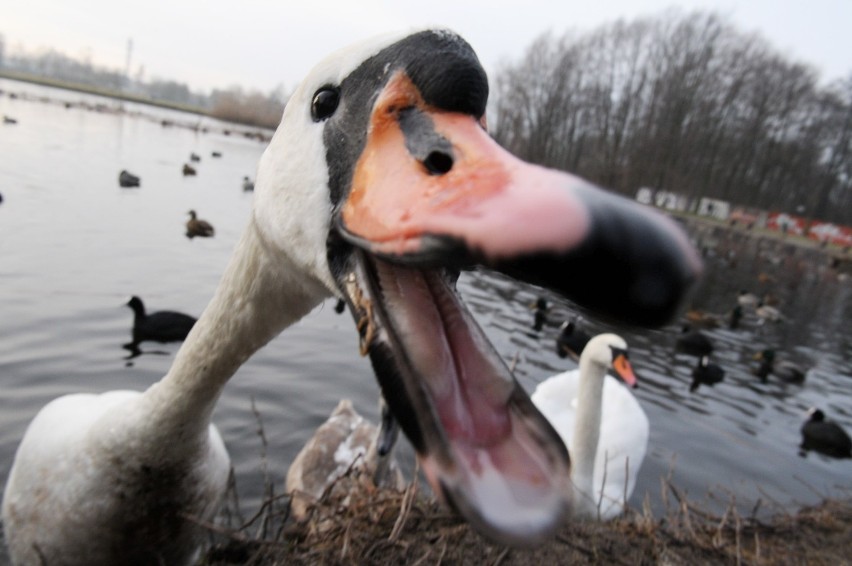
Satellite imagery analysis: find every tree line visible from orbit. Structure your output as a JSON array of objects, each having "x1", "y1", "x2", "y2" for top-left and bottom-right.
[
  {"x1": 489, "y1": 11, "x2": 852, "y2": 225},
  {"x1": 0, "y1": 36, "x2": 285, "y2": 129}
]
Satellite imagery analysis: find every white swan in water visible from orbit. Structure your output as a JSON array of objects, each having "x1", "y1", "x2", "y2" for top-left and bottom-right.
[
  {"x1": 2, "y1": 29, "x2": 700, "y2": 563},
  {"x1": 532, "y1": 334, "x2": 649, "y2": 520}
]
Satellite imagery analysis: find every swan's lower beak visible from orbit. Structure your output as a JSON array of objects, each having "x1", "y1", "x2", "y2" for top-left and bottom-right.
[{"x1": 330, "y1": 71, "x2": 701, "y2": 546}]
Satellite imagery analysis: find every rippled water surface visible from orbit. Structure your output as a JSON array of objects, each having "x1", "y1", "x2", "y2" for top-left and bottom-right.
[{"x1": 1, "y1": 79, "x2": 850, "y2": 559}]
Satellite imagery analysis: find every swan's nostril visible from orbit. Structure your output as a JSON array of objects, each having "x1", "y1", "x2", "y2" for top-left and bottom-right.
[{"x1": 423, "y1": 151, "x2": 453, "y2": 175}]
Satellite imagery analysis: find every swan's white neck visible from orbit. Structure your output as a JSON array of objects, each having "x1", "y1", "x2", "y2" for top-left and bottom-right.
[
  {"x1": 135, "y1": 220, "x2": 332, "y2": 448},
  {"x1": 571, "y1": 354, "x2": 606, "y2": 517}
]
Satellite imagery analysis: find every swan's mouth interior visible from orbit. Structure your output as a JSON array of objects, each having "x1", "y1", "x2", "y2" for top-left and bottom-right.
[{"x1": 334, "y1": 247, "x2": 572, "y2": 545}]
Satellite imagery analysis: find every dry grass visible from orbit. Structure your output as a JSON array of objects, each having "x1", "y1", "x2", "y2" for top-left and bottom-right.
[{"x1": 192, "y1": 464, "x2": 852, "y2": 566}]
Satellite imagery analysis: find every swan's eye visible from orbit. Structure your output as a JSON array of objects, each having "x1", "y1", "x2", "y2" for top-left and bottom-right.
[{"x1": 311, "y1": 87, "x2": 340, "y2": 122}]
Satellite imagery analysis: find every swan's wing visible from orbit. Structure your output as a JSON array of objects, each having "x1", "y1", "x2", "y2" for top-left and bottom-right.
[{"x1": 530, "y1": 370, "x2": 581, "y2": 448}]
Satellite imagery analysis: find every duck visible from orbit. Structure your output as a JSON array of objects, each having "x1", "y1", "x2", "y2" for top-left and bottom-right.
[
  {"x1": 286, "y1": 398, "x2": 404, "y2": 521},
  {"x1": 555, "y1": 318, "x2": 591, "y2": 360},
  {"x1": 755, "y1": 301, "x2": 783, "y2": 323},
  {"x1": 675, "y1": 324, "x2": 713, "y2": 357},
  {"x1": 689, "y1": 355, "x2": 725, "y2": 392},
  {"x1": 242, "y1": 176, "x2": 255, "y2": 191},
  {"x1": 2, "y1": 28, "x2": 701, "y2": 563},
  {"x1": 3, "y1": 115, "x2": 17, "y2": 125},
  {"x1": 684, "y1": 308, "x2": 721, "y2": 329},
  {"x1": 531, "y1": 334, "x2": 649, "y2": 520},
  {"x1": 728, "y1": 304, "x2": 743, "y2": 329},
  {"x1": 531, "y1": 296, "x2": 549, "y2": 331},
  {"x1": 182, "y1": 163, "x2": 197, "y2": 176},
  {"x1": 737, "y1": 290, "x2": 759, "y2": 308},
  {"x1": 123, "y1": 296, "x2": 197, "y2": 355},
  {"x1": 185, "y1": 210, "x2": 215, "y2": 239},
  {"x1": 752, "y1": 349, "x2": 806, "y2": 384},
  {"x1": 118, "y1": 169, "x2": 141, "y2": 188},
  {"x1": 800, "y1": 408, "x2": 852, "y2": 458},
  {"x1": 190, "y1": 152, "x2": 201, "y2": 162}
]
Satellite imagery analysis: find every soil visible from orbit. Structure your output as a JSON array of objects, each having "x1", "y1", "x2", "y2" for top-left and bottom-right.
[{"x1": 195, "y1": 471, "x2": 852, "y2": 566}]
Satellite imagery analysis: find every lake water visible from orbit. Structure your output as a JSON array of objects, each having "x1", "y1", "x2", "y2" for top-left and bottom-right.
[{"x1": 1, "y1": 78, "x2": 850, "y2": 558}]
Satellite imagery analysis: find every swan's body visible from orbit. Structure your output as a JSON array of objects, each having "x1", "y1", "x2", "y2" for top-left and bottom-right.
[
  {"x1": 286, "y1": 399, "x2": 404, "y2": 520},
  {"x1": 532, "y1": 334, "x2": 649, "y2": 520},
  {"x1": 3, "y1": 29, "x2": 700, "y2": 562},
  {"x1": 185, "y1": 209, "x2": 214, "y2": 238}
]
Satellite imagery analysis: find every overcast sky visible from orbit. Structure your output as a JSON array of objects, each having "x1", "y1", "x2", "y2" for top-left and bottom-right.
[{"x1": 3, "y1": 0, "x2": 851, "y2": 93}]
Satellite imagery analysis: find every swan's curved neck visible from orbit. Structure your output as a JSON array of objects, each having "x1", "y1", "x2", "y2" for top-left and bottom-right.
[
  {"x1": 140, "y1": 221, "x2": 331, "y2": 444},
  {"x1": 571, "y1": 355, "x2": 606, "y2": 516}
]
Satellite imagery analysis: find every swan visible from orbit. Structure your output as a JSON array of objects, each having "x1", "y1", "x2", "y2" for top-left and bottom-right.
[
  {"x1": 531, "y1": 334, "x2": 649, "y2": 520},
  {"x1": 185, "y1": 209, "x2": 215, "y2": 239},
  {"x1": 2, "y1": 29, "x2": 701, "y2": 563},
  {"x1": 286, "y1": 398, "x2": 404, "y2": 521},
  {"x1": 800, "y1": 408, "x2": 852, "y2": 458},
  {"x1": 123, "y1": 295, "x2": 197, "y2": 355}
]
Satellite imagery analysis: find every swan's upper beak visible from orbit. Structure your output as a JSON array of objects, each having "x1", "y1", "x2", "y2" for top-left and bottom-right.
[
  {"x1": 612, "y1": 353, "x2": 638, "y2": 388},
  {"x1": 331, "y1": 71, "x2": 701, "y2": 546}
]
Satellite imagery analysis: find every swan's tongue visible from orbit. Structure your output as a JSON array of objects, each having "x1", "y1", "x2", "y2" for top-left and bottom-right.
[{"x1": 338, "y1": 250, "x2": 570, "y2": 545}]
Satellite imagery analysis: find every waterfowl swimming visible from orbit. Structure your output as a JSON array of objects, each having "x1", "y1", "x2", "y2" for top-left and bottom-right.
[
  {"x1": 123, "y1": 296, "x2": 197, "y2": 355},
  {"x1": 689, "y1": 355, "x2": 725, "y2": 392},
  {"x1": 242, "y1": 176, "x2": 255, "y2": 191},
  {"x1": 800, "y1": 408, "x2": 852, "y2": 458},
  {"x1": 190, "y1": 152, "x2": 201, "y2": 162},
  {"x1": 728, "y1": 304, "x2": 743, "y2": 329},
  {"x1": 118, "y1": 169, "x2": 141, "y2": 187},
  {"x1": 752, "y1": 349, "x2": 805, "y2": 383},
  {"x1": 531, "y1": 334, "x2": 649, "y2": 519},
  {"x1": 183, "y1": 163, "x2": 197, "y2": 176},
  {"x1": 684, "y1": 308, "x2": 721, "y2": 329},
  {"x1": 737, "y1": 290, "x2": 759, "y2": 308},
  {"x1": 675, "y1": 324, "x2": 713, "y2": 357},
  {"x1": 531, "y1": 297, "x2": 549, "y2": 331},
  {"x1": 286, "y1": 398, "x2": 404, "y2": 520},
  {"x1": 555, "y1": 318, "x2": 591, "y2": 360},
  {"x1": 3, "y1": 115, "x2": 17, "y2": 124},
  {"x1": 2, "y1": 29, "x2": 701, "y2": 563},
  {"x1": 185, "y1": 210, "x2": 215, "y2": 239},
  {"x1": 755, "y1": 301, "x2": 783, "y2": 323}
]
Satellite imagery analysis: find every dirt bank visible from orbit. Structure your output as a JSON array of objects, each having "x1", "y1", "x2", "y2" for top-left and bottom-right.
[{"x1": 195, "y1": 474, "x2": 852, "y2": 566}]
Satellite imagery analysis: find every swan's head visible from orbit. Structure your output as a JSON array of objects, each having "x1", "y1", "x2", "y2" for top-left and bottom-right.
[
  {"x1": 251, "y1": 29, "x2": 699, "y2": 545},
  {"x1": 583, "y1": 334, "x2": 637, "y2": 387}
]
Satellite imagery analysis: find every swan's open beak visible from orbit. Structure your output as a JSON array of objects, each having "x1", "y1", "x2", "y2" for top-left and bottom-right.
[{"x1": 331, "y1": 71, "x2": 701, "y2": 546}]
